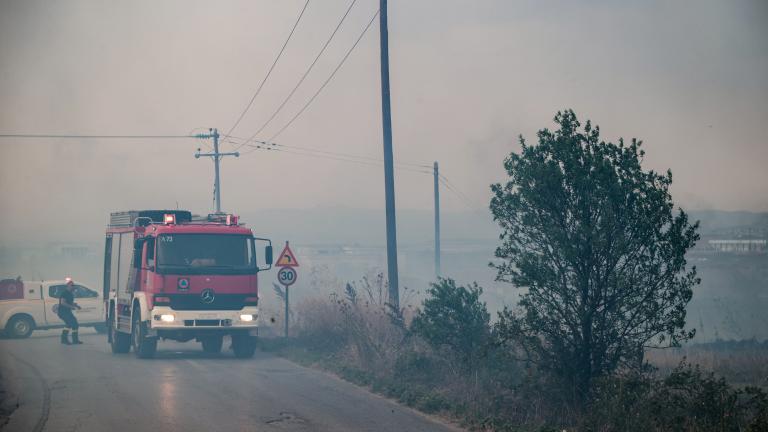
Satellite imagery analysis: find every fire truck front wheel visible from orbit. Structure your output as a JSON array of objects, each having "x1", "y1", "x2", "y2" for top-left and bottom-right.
[
  {"x1": 132, "y1": 313, "x2": 157, "y2": 359},
  {"x1": 232, "y1": 334, "x2": 256, "y2": 359}
]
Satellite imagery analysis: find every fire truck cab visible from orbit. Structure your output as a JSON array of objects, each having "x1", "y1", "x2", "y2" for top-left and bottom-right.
[{"x1": 104, "y1": 210, "x2": 272, "y2": 359}]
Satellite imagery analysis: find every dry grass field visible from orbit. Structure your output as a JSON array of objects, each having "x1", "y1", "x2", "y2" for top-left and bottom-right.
[{"x1": 646, "y1": 341, "x2": 768, "y2": 388}]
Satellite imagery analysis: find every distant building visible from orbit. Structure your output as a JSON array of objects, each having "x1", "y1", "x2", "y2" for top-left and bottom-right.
[
  {"x1": 45, "y1": 242, "x2": 97, "y2": 259},
  {"x1": 708, "y1": 239, "x2": 767, "y2": 253}
]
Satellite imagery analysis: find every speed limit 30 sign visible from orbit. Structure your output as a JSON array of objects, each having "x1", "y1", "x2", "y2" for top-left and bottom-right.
[
  {"x1": 277, "y1": 267, "x2": 297, "y2": 286},
  {"x1": 275, "y1": 241, "x2": 298, "y2": 340},
  {"x1": 275, "y1": 242, "x2": 299, "y2": 287}
]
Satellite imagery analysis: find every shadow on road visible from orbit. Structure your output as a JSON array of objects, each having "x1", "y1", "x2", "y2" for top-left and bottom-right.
[
  {"x1": 3, "y1": 331, "x2": 267, "y2": 361},
  {"x1": 0, "y1": 328, "x2": 101, "y2": 340},
  {"x1": 148, "y1": 350, "x2": 263, "y2": 361}
]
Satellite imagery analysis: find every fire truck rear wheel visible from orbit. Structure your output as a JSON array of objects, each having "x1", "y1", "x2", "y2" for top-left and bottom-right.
[
  {"x1": 110, "y1": 320, "x2": 131, "y2": 354},
  {"x1": 132, "y1": 312, "x2": 157, "y2": 359},
  {"x1": 232, "y1": 334, "x2": 256, "y2": 359},
  {"x1": 201, "y1": 335, "x2": 224, "y2": 353}
]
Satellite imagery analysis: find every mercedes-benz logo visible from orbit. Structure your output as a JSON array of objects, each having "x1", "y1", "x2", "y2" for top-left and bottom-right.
[{"x1": 200, "y1": 288, "x2": 215, "y2": 304}]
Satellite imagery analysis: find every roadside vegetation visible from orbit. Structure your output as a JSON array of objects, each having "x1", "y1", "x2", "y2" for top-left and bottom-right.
[
  {"x1": 272, "y1": 277, "x2": 767, "y2": 431},
  {"x1": 267, "y1": 111, "x2": 768, "y2": 431}
]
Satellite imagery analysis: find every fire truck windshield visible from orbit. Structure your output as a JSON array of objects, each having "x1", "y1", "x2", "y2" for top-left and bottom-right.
[{"x1": 156, "y1": 234, "x2": 256, "y2": 275}]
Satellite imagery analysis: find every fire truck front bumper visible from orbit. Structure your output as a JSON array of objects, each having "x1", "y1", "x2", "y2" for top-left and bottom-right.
[{"x1": 148, "y1": 307, "x2": 259, "y2": 336}]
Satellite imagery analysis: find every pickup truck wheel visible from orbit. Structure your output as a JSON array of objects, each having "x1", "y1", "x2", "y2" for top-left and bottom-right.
[
  {"x1": 110, "y1": 318, "x2": 130, "y2": 354},
  {"x1": 201, "y1": 336, "x2": 223, "y2": 354},
  {"x1": 232, "y1": 334, "x2": 256, "y2": 359},
  {"x1": 132, "y1": 313, "x2": 157, "y2": 359},
  {"x1": 7, "y1": 315, "x2": 34, "y2": 338}
]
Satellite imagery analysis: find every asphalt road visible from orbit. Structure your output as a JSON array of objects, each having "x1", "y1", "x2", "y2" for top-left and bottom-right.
[{"x1": 0, "y1": 330, "x2": 461, "y2": 432}]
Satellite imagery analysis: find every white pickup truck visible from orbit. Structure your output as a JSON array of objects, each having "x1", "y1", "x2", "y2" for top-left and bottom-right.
[{"x1": 0, "y1": 279, "x2": 106, "y2": 338}]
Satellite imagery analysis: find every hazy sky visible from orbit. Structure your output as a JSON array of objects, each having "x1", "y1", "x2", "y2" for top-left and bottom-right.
[{"x1": 1, "y1": 0, "x2": 767, "y2": 244}]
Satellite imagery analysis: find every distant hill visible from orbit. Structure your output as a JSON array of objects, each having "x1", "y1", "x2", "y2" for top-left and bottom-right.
[
  {"x1": 240, "y1": 208, "x2": 768, "y2": 246},
  {"x1": 4, "y1": 206, "x2": 765, "y2": 250},
  {"x1": 689, "y1": 210, "x2": 768, "y2": 238}
]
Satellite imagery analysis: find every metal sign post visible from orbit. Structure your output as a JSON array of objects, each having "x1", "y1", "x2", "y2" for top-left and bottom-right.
[
  {"x1": 275, "y1": 242, "x2": 299, "y2": 341},
  {"x1": 277, "y1": 267, "x2": 297, "y2": 339}
]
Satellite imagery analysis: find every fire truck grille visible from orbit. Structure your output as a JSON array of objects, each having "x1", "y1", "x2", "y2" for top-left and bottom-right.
[
  {"x1": 167, "y1": 294, "x2": 254, "y2": 311},
  {"x1": 184, "y1": 319, "x2": 226, "y2": 327}
]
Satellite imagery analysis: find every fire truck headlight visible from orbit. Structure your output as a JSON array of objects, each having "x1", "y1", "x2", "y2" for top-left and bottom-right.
[
  {"x1": 160, "y1": 314, "x2": 175, "y2": 323},
  {"x1": 239, "y1": 314, "x2": 254, "y2": 322}
]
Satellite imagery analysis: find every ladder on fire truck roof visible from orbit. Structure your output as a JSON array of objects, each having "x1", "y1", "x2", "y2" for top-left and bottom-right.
[{"x1": 109, "y1": 210, "x2": 193, "y2": 228}]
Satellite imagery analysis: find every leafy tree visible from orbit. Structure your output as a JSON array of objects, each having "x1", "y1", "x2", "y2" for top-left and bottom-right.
[
  {"x1": 490, "y1": 110, "x2": 700, "y2": 405},
  {"x1": 411, "y1": 278, "x2": 491, "y2": 370}
]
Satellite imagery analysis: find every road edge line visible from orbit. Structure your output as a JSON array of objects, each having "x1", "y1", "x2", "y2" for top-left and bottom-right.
[{"x1": 7, "y1": 352, "x2": 50, "y2": 432}]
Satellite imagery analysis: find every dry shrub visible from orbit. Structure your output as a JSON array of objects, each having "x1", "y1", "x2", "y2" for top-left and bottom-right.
[
  {"x1": 293, "y1": 277, "x2": 410, "y2": 373},
  {"x1": 337, "y1": 296, "x2": 407, "y2": 370},
  {"x1": 584, "y1": 362, "x2": 768, "y2": 432},
  {"x1": 290, "y1": 275, "x2": 768, "y2": 431},
  {"x1": 292, "y1": 277, "x2": 530, "y2": 425},
  {"x1": 294, "y1": 296, "x2": 347, "y2": 351}
]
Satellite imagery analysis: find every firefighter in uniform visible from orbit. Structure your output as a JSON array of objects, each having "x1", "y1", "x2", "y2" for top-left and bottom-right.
[{"x1": 58, "y1": 278, "x2": 83, "y2": 345}]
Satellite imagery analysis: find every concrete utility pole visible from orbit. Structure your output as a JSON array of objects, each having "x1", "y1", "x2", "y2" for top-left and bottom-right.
[
  {"x1": 195, "y1": 128, "x2": 240, "y2": 213},
  {"x1": 434, "y1": 161, "x2": 441, "y2": 279},
  {"x1": 379, "y1": 0, "x2": 400, "y2": 308}
]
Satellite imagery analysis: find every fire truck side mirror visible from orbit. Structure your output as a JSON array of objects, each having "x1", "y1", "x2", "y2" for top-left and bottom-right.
[{"x1": 252, "y1": 237, "x2": 273, "y2": 271}]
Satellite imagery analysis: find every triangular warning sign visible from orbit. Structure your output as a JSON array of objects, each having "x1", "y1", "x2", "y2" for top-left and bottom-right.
[{"x1": 275, "y1": 242, "x2": 299, "y2": 267}]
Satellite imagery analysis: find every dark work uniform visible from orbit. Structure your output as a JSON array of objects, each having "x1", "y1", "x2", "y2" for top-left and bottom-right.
[{"x1": 58, "y1": 289, "x2": 81, "y2": 344}]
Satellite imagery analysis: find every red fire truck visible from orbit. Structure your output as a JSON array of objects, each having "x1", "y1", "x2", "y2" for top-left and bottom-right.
[{"x1": 104, "y1": 210, "x2": 272, "y2": 359}]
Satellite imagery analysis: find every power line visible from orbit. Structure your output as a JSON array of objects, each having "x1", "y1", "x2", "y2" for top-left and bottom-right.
[
  {"x1": 268, "y1": 9, "x2": 379, "y2": 142},
  {"x1": 236, "y1": 154, "x2": 477, "y2": 208},
  {"x1": 235, "y1": 141, "x2": 383, "y2": 168},
  {"x1": 222, "y1": 0, "x2": 311, "y2": 147},
  {"x1": 0, "y1": 134, "x2": 193, "y2": 139},
  {"x1": 276, "y1": 142, "x2": 430, "y2": 168},
  {"x1": 438, "y1": 177, "x2": 474, "y2": 211},
  {"x1": 246, "y1": 144, "x2": 389, "y2": 169},
  {"x1": 233, "y1": 140, "x2": 431, "y2": 174},
  {"x1": 232, "y1": 139, "x2": 429, "y2": 172},
  {"x1": 438, "y1": 175, "x2": 485, "y2": 213},
  {"x1": 226, "y1": 137, "x2": 431, "y2": 171},
  {"x1": 229, "y1": 8, "x2": 378, "y2": 150},
  {"x1": 225, "y1": 134, "x2": 430, "y2": 169},
  {"x1": 235, "y1": 0, "x2": 359, "y2": 151},
  {"x1": 438, "y1": 174, "x2": 474, "y2": 206},
  {"x1": 222, "y1": 135, "x2": 271, "y2": 151},
  {"x1": 2, "y1": 134, "x2": 479, "y2": 209}
]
